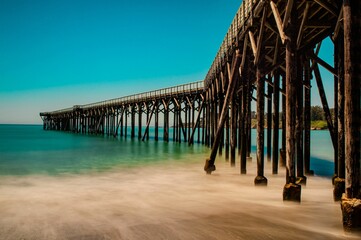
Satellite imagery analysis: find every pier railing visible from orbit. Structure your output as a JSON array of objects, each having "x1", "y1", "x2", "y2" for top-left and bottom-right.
[
  {"x1": 41, "y1": 81, "x2": 204, "y2": 115},
  {"x1": 204, "y1": 0, "x2": 259, "y2": 87}
]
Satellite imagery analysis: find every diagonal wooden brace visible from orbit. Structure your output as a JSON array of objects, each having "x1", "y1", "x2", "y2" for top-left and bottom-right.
[{"x1": 204, "y1": 49, "x2": 241, "y2": 174}]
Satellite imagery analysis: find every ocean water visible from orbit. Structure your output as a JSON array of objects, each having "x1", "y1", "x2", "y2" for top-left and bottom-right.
[
  {"x1": 0, "y1": 125, "x2": 334, "y2": 176},
  {"x1": 0, "y1": 124, "x2": 357, "y2": 240},
  {"x1": 0, "y1": 125, "x2": 208, "y2": 176}
]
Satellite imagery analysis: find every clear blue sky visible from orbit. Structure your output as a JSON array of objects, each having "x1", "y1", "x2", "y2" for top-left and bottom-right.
[{"x1": 0, "y1": 0, "x2": 334, "y2": 124}]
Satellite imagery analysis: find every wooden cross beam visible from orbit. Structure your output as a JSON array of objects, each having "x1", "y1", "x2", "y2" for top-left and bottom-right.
[
  {"x1": 270, "y1": 1, "x2": 287, "y2": 44},
  {"x1": 142, "y1": 101, "x2": 156, "y2": 141}
]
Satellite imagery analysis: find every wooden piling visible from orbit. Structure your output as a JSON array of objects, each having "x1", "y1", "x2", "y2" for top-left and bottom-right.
[
  {"x1": 296, "y1": 56, "x2": 306, "y2": 185},
  {"x1": 138, "y1": 104, "x2": 142, "y2": 140},
  {"x1": 266, "y1": 80, "x2": 273, "y2": 163},
  {"x1": 283, "y1": 1, "x2": 301, "y2": 201},
  {"x1": 164, "y1": 100, "x2": 170, "y2": 142},
  {"x1": 124, "y1": 108, "x2": 128, "y2": 138},
  {"x1": 272, "y1": 71, "x2": 280, "y2": 174},
  {"x1": 225, "y1": 108, "x2": 230, "y2": 160},
  {"x1": 255, "y1": 69, "x2": 267, "y2": 185},
  {"x1": 230, "y1": 98, "x2": 237, "y2": 167},
  {"x1": 240, "y1": 60, "x2": 250, "y2": 174},
  {"x1": 334, "y1": 32, "x2": 345, "y2": 201},
  {"x1": 343, "y1": 0, "x2": 360, "y2": 199},
  {"x1": 280, "y1": 74, "x2": 286, "y2": 167},
  {"x1": 155, "y1": 103, "x2": 159, "y2": 141},
  {"x1": 303, "y1": 58, "x2": 312, "y2": 175},
  {"x1": 341, "y1": 0, "x2": 361, "y2": 232},
  {"x1": 131, "y1": 105, "x2": 135, "y2": 138}
]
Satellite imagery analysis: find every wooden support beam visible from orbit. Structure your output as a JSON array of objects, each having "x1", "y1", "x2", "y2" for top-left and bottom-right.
[
  {"x1": 297, "y1": 2, "x2": 310, "y2": 49},
  {"x1": 240, "y1": 65, "x2": 250, "y2": 174},
  {"x1": 113, "y1": 108, "x2": 125, "y2": 137},
  {"x1": 188, "y1": 99, "x2": 205, "y2": 145},
  {"x1": 255, "y1": 71, "x2": 267, "y2": 185},
  {"x1": 205, "y1": 92, "x2": 210, "y2": 146},
  {"x1": 142, "y1": 102, "x2": 156, "y2": 141},
  {"x1": 343, "y1": 0, "x2": 360, "y2": 200},
  {"x1": 124, "y1": 109, "x2": 128, "y2": 138},
  {"x1": 273, "y1": 37, "x2": 279, "y2": 65},
  {"x1": 185, "y1": 100, "x2": 189, "y2": 142},
  {"x1": 237, "y1": 93, "x2": 242, "y2": 158},
  {"x1": 204, "y1": 49, "x2": 241, "y2": 174},
  {"x1": 283, "y1": 1, "x2": 301, "y2": 201},
  {"x1": 186, "y1": 96, "x2": 193, "y2": 109},
  {"x1": 333, "y1": 33, "x2": 345, "y2": 200},
  {"x1": 265, "y1": 56, "x2": 286, "y2": 72},
  {"x1": 336, "y1": 34, "x2": 345, "y2": 180},
  {"x1": 248, "y1": 31, "x2": 257, "y2": 59},
  {"x1": 225, "y1": 105, "x2": 230, "y2": 160},
  {"x1": 202, "y1": 99, "x2": 206, "y2": 145},
  {"x1": 137, "y1": 104, "x2": 142, "y2": 139},
  {"x1": 218, "y1": 95, "x2": 224, "y2": 156},
  {"x1": 309, "y1": 52, "x2": 338, "y2": 77},
  {"x1": 332, "y1": 8, "x2": 343, "y2": 41},
  {"x1": 173, "y1": 106, "x2": 178, "y2": 142},
  {"x1": 272, "y1": 71, "x2": 280, "y2": 174},
  {"x1": 230, "y1": 98, "x2": 237, "y2": 167},
  {"x1": 131, "y1": 106, "x2": 135, "y2": 138},
  {"x1": 255, "y1": 6, "x2": 267, "y2": 65},
  {"x1": 196, "y1": 100, "x2": 201, "y2": 144},
  {"x1": 282, "y1": 0, "x2": 294, "y2": 31},
  {"x1": 314, "y1": 0, "x2": 338, "y2": 17},
  {"x1": 220, "y1": 71, "x2": 225, "y2": 93},
  {"x1": 303, "y1": 58, "x2": 312, "y2": 176},
  {"x1": 173, "y1": 98, "x2": 187, "y2": 142},
  {"x1": 266, "y1": 80, "x2": 273, "y2": 163},
  {"x1": 270, "y1": 1, "x2": 287, "y2": 44},
  {"x1": 240, "y1": 36, "x2": 249, "y2": 75},
  {"x1": 162, "y1": 99, "x2": 170, "y2": 142},
  {"x1": 313, "y1": 63, "x2": 336, "y2": 148},
  {"x1": 155, "y1": 103, "x2": 159, "y2": 141},
  {"x1": 191, "y1": 100, "x2": 194, "y2": 143},
  {"x1": 178, "y1": 111, "x2": 187, "y2": 142},
  {"x1": 340, "y1": 0, "x2": 361, "y2": 229},
  {"x1": 296, "y1": 56, "x2": 306, "y2": 184},
  {"x1": 95, "y1": 113, "x2": 105, "y2": 134}
]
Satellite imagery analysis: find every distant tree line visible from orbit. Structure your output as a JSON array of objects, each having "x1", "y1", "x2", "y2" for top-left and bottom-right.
[
  {"x1": 251, "y1": 106, "x2": 333, "y2": 121},
  {"x1": 311, "y1": 106, "x2": 334, "y2": 121}
]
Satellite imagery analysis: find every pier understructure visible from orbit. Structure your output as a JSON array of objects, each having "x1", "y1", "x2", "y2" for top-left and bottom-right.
[
  {"x1": 41, "y1": 81, "x2": 205, "y2": 145},
  {"x1": 41, "y1": 0, "x2": 360, "y2": 231}
]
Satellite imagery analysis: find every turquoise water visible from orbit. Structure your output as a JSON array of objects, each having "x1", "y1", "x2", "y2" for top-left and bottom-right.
[
  {"x1": 0, "y1": 124, "x2": 208, "y2": 175},
  {"x1": 0, "y1": 124, "x2": 334, "y2": 176}
]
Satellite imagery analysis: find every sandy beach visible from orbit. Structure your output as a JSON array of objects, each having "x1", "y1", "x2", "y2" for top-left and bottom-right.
[{"x1": 0, "y1": 158, "x2": 359, "y2": 240}]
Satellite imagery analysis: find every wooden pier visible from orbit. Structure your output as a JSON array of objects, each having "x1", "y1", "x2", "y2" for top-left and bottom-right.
[
  {"x1": 41, "y1": 0, "x2": 360, "y2": 232},
  {"x1": 40, "y1": 81, "x2": 205, "y2": 144}
]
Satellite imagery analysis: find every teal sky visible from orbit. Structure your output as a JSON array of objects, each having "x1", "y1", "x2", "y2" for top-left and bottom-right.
[{"x1": 0, "y1": 0, "x2": 335, "y2": 124}]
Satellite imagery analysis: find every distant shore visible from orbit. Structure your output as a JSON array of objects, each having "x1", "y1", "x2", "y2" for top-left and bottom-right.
[
  {"x1": 180, "y1": 120, "x2": 330, "y2": 130},
  {"x1": 250, "y1": 119, "x2": 329, "y2": 130}
]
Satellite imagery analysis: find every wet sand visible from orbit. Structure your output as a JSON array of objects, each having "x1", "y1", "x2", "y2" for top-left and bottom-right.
[{"x1": 0, "y1": 160, "x2": 359, "y2": 240}]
